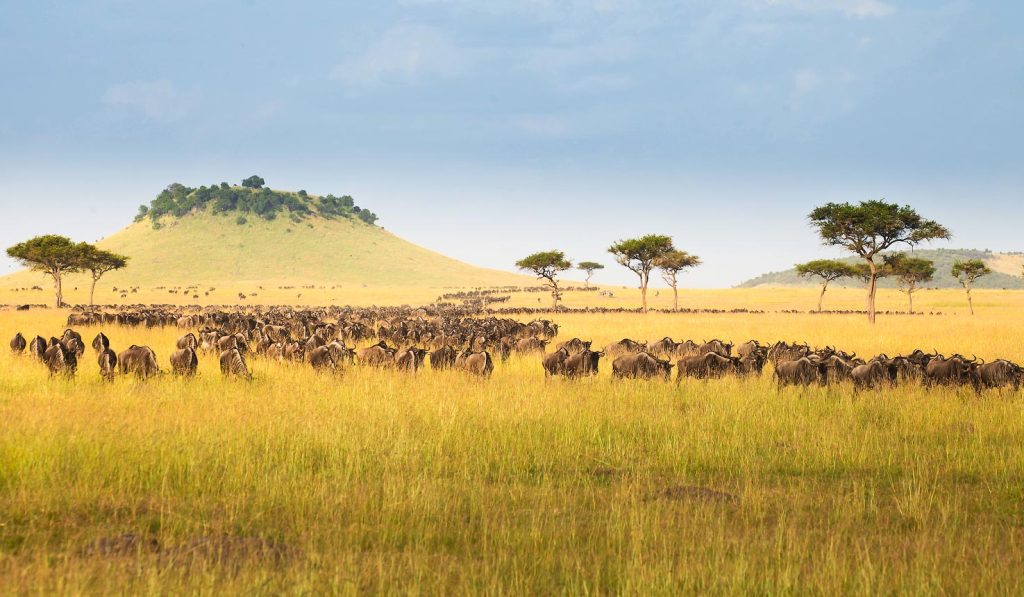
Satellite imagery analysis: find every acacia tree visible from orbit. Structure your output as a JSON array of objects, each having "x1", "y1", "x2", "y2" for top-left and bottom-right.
[
  {"x1": 794, "y1": 259, "x2": 862, "y2": 313},
  {"x1": 79, "y1": 245, "x2": 129, "y2": 308},
  {"x1": 655, "y1": 250, "x2": 701, "y2": 312},
  {"x1": 808, "y1": 200, "x2": 950, "y2": 324},
  {"x1": 608, "y1": 234, "x2": 674, "y2": 313},
  {"x1": 951, "y1": 259, "x2": 991, "y2": 315},
  {"x1": 516, "y1": 250, "x2": 572, "y2": 308},
  {"x1": 884, "y1": 253, "x2": 935, "y2": 314},
  {"x1": 577, "y1": 261, "x2": 604, "y2": 287},
  {"x1": 6, "y1": 235, "x2": 86, "y2": 307}
]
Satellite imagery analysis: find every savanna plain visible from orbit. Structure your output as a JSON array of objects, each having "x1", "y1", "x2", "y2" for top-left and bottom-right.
[{"x1": 1, "y1": 286, "x2": 1022, "y2": 594}]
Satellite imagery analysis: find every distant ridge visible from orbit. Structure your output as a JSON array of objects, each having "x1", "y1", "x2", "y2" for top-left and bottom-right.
[{"x1": 737, "y1": 249, "x2": 1024, "y2": 289}]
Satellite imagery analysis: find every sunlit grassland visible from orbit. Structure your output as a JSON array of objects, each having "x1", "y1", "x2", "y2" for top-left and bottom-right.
[{"x1": 1, "y1": 303, "x2": 1023, "y2": 594}]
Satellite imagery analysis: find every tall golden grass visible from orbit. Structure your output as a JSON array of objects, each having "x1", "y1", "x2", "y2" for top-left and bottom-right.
[{"x1": 1, "y1": 296, "x2": 1022, "y2": 593}]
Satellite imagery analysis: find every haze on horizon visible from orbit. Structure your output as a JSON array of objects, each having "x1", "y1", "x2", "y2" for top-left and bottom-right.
[{"x1": 1, "y1": 1, "x2": 1021, "y2": 288}]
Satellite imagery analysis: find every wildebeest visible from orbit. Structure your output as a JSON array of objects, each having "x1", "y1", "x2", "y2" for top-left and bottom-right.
[
  {"x1": 699, "y1": 339, "x2": 733, "y2": 357},
  {"x1": 10, "y1": 332, "x2": 26, "y2": 354},
  {"x1": 925, "y1": 356, "x2": 980, "y2": 391},
  {"x1": 307, "y1": 345, "x2": 337, "y2": 372},
  {"x1": 603, "y1": 338, "x2": 647, "y2": 356},
  {"x1": 326, "y1": 341, "x2": 355, "y2": 365},
  {"x1": 737, "y1": 352, "x2": 767, "y2": 376},
  {"x1": 736, "y1": 340, "x2": 765, "y2": 358},
  {"x1": 176, "y1": 333, "x2": 199, "y2": 351},
  {"x1": 359, "y1": 341, "x2": 397, "y2": 367},
  {"x1": 768, "y1": 341, "x2": 811, "y2": 367},
  {"x1": 456, "y1": 348, "x2": 493, "y2": 378},
  {"x1": 774, "y1": 357, "x2": 827, "y2": 387},
  {"x1": 542, "y1": 347, "x2": 570, "y2": 377},
  {"x1": 556, "y1": 338, "x2": 592, "y2": 355},
  {"x1": 29, "y1": 335, "x2": 47, "y2": 360},
  {"x1": 647, "y1": 336, "x2": 681, "y2": 357},
  {"x1": 562, "y1": 349, "x2": 602, "y2": 379},
  {"x1": 220, "y1": 348, "x2": 251, "y2": 379},
  {"x1": 98, "y1": 348, "x2": 118, "y2": 382},
  {"x1": 513, "y1": 337, "x2": 548, "y2": 354},
  {"x1": 118, "y1": 345, "x2": 160, "y2": 379},
  {"x1": 60, "y1": 329, "x2": 86, "y2": 358},
  {"x1": 977, "y1": 359, "x2": 1021, "y2": 391},
  {"x1": 430, "y1": 345, "x2": 457, "y2": 370},
  {"x1": 676, "y1": 352, "x2": 736, "y2": 381},
  {"x1": 850, "y1": 360, "x2": 892, "y2": 390},
  {"x1": 396, "y1": 347, "x2": 428, "y2": 372},
  {"x1": 170, "y1": 347, "x2": 199, "y2": 376},
  {"x1": 43, "y1": 342, "x2": 77, "y2": 376},
  {"x1": 612, "y1": 352, "x2": 673, "y2": 380},
  {"x1": 92, "y1": 332, "x2": 110, "y2": 353}
]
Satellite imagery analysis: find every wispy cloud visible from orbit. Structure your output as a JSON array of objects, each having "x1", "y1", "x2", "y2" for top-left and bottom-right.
[
  {"x1": 762, "y1": 0, "x2": 896, "y2": 19},
  {"x1": 101, "y1": 79, "x2": 196, "y2": 121},
  {"x1": 330, "y1": 24, "x2": 469, "y2": 86}
]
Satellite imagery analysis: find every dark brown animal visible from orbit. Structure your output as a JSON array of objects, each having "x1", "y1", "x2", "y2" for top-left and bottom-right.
[
  {"x1": 676, "y1": 352, "x2": 736, "y2": 381},
  {"x1": 10, "y1": 332, "x2": 26, "y2": 354},
  {"x1": 514, "y1": 337, "x2": 548, "y2": 354},
  {"x1": 556, "y1": 338, "x2": 592, "y2": 355},
  {"x1": 611, "y1": 352, "x2": 673, "y2": 380},
  {"x1": 562, "y1": 349, "x2": 602, "y2": 379},
  {"x1": 176, "y1": 333, "x2": 199, "y2": 351},
  {"x1": 542, "y1": 347, "x2": 570, "y2": 377},
  {"x1": 307, "y1": 346, "x2": 337, "y2": 372},
  {"x1": 91, "y1": 332, "x2": 110, "y2": 353},
  {"x1": 170, "y1": 348, "x2": 199, "y2": 376},
  {"x1": 456, "y1": 348, "x2": 493, "y2": 378},
  {"x1": 774, "y1": 358, "x2": 826, "y2": 387},
  {"x1": 699, "y1": 339, "x2": 733, "y2": 357},
  {"x1": 44, "y1": 343, "x2": 77, "y2": 376},
  {"x1": 219, "y1": 348, "x2": 251, "y2": 379},
  {"x1": 29, "y1": 335, "x2": 47, "y2": 359},
  {"x1": 359, "y1": 341, "x2": 396, "y2": 367},
  {"x1": 118, "y1": 345, "x2": 160, "y2": 379},
  {"x1": 430, "y1": 346, "x2": 457, "y2": 370},
  {"x1": 98, "y1": 348, "x2": 118, "y2": 382},
  {"x1": 603, "y1": 338, "x2": 647, "y2": 356},
  {"x1": 395, "y1": 347, "x2": 428, "y2": 372}
]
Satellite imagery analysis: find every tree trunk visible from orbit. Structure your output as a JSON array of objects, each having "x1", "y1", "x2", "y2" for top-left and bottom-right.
[
  {"x1": 89, "y1": 275, "x2": 98, "y2": 308},
  {"x1": 640, "y1": 272, "x2": 649, "y2": 314},
  {"x1": 585, "y1": 272, "x2": 592, "y2": 288},
  {"x1": 672, "y1": 284, "x2": 679, "y2": 312},
  {"x1": 966, "y1": 287, "x2": 974, "y2": 315},
  {"x1": 817, "y1": 281, "x2": 828, "y2": 313},
  {"x1": 908, "y1": 290, "x2": 914, "y2": 315},
  {"x1": 52, "y1": 270, "x2": 63, "y2": 308},
  {"x1": 866, "y1": 261, "x2": 878, "y2": 324}
]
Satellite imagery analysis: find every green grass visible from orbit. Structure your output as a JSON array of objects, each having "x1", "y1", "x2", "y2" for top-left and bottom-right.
[
  {"x1": 1, "y1": 308, "x2": 1023, "y2": 593},
  {"x1": 1, "y1": 209, "x2": 528, "y2": 289}
]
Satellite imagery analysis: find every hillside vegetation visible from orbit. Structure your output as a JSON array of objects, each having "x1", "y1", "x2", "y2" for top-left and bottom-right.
[
  {"x1": 738, "y1": 249, "x2": 1024, "y2": 289},
  {"x1": 2, "y1": 210, "x2": 527, "y2": 289}
]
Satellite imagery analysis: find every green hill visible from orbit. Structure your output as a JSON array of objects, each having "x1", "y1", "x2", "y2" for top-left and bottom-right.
[
  {"x1": 738, "y1": 249, "x2": 1024, "y2": 289},
  {"x1": 2, "y1": 181, "x2": 529, "y2": 288}
]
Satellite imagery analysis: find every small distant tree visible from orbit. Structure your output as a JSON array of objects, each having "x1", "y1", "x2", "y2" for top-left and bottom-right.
[
  {"x1": 951, "y1": 259, "x2": 991, "y2": 315},
  {"x1": 608, "y1": 234, "x2": 674, "y2": 313},
  {"x1": 6, "y1": 235, "x2": 85, "y2": 307},
  {"x1": 241, "y1": 175, "x2": 265, "y2": 189},
  {"x1": 808, "y1": 200, "x2": 950, "y2": 324},
  {"x1": 795, "y1": 259, "x2": 862, "y2": 313},
  {"x1": 79, "y1": 245, "x2": 129, "y2": 308},
  {"x1": 577, "y1": 261, "x2": 604, "y2": 287},
  {"x1": 655, "y1": 250, "x2": 701, "y2": 312},
  {"x1": 516, "y1": 250, "x2": 572, "y2": 308},
  {"x1": 884, "y1": 253, "x2": 935, "y2": 314}
]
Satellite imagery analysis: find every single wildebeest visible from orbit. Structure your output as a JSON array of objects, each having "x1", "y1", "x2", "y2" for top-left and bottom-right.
[
  {"x1": 699, "y1": 339, "x2": 733, "y2": 357},
  {"x1": 562, "y1": 349, "x2": 602, "y2": 379},
  {"x1": 307, "y1": 345, "x2": 337, "y2": 372},
  {"x1": 514, "y1": 337, "x2": 548, "y2": 354},
  {"x1": 61, "y1": 329, "x2": 86, "y2": 357},
  {"x1": 283, "y1": 342, "x2": 305, "y2": 362},
  {"x1": 647, "y1": 337, "x2": 681, "y2": 357},
  {"x1": 92, "y1": 332, "x2": 110, "y2": 353},
  {"x1": 359, "y1": 341, "x2": 397, "y2": 367},
  {"x1": 736, "y1": 340, "x2": 764, "y2": 358},
  {"x1": 396, "y1": 347, "x2": 429, "y2": 372},
  {"x1": 218, "y1": 334, "x2": 249, "y2": 355},
  {"x1": 542, "y1": 347, "x2": 570, "y2": 377},
  {"x1": 850, "y1": 361, "x2": 892, "y2": 390},
  {"x1": 768, "y1": 341, "x2": 811, "y2": 367},
  {"x1": 817, "y1": 355, "x2": 856, "y2": 384},
  {"x1": 304, "y1": 335, "x2": 327, "y2": 353},
  {"x1": 456, "y1": 348, "x2": 494, "y2": 378},
  {"x1": 326, "y1": 341, "x2": 356, "y2": 365},
  {"x1": 430, "y1": 345, "x2": 457, "y2": 370},
  {"x1": 978, "y1": 359, "x2": 1021, "y2": 391},
  {"x1": 925, "y1": 356, "x2": 980, "y2": 392},
  {"x1": 170, "y1": 348, "x2": 199, "y2": 376},
  {"x1": 676, "y1": 352, "x2": 736, "y2": 381},
  {"x1": 612, "y1": 352, "x2": 673, "y2": 381},
  {"x1": 29, "y1": 335, "x2": 47, "y2": 360},
  {"x1": 220, "y1": 348, "x2": 251, "y2": 379},
  {"x1": 10, "y1": 332, "x2": 26, "y2": 354},
  {"x1": 118, "y1": 345, "x2": 160, "y2": 379},
  {"x1": 44, "y1": 343, "x2": 77, "y2": 377},
  {"x1": 603, "y1": 338, "x2": 647, "y2": 356},
  {"x1": 97, "y1": 348, "x2": 118, "y2": 382},
  {"x1": 556, "y1": 338, "x2": 592, "y2": 355},
  {"x1": 774, "y1": 358, "x2": 827, "y2": 387},
  {"x1": 176, "y1": 333, "x2": 199, "y2": 351}
]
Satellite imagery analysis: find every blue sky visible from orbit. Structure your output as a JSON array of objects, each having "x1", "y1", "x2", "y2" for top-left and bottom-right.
[{"x1": 1, "y1": 0, "x2": 1021, "y2": 286}]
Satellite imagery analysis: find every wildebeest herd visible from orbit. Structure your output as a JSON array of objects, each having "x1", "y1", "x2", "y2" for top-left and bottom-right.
[{"x1": 7, "y1": 306, "x2": 1022, "y2": 393}]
